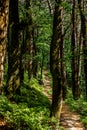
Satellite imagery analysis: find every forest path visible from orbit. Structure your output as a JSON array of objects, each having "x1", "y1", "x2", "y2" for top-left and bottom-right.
[{"x1": 43, "y1": 70, "x2": 86, "y2": 130}]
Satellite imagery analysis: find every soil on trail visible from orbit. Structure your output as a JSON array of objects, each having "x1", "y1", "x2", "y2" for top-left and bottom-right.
[
  {"x1": 0, "y1": 118, "x2": 7, "y2": 130},
  {"x1": 43, "y1": 70, "x2": 86, "y2": 130},
  {"x1": 60, "y1": 102, "x2": 86, "y2": 130}
]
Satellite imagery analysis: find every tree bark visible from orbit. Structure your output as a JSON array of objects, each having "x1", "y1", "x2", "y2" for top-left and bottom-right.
[
  {"x1": 0, "y1": 0, "x2": 9, "y2": 93},
  {"x1": 78, "y1": 0, "x2": 87, "y2": 99},
  {"x1": 50, "y1": 0, "x2": 63, "y2": 118},
  {"x1": 71, "y1": 0, "x2": 80, "y2": 100},
  {"x1": 46, "y1": 0, "x2": 53, "y2": 15},
  {"x1": 25, "y1": 0, "x2": 33, "y2": 80},
  {"x1": 20, "y1": 29, "x2": 26, "y2": 83},
  {"x1": 7, "y1": 0, "x2": 20, "y2": 98},
  {"x1": 32, "y1": 28, "x2": 38, "y2": 78}
]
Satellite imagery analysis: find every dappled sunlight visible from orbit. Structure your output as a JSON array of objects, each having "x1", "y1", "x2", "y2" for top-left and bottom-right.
[
  {"x1": 60, "y1": 102, "x2": 86, "y2": 130},
  {"x1": 43, "y1": 70, "x2": 87, "y2": 130}
]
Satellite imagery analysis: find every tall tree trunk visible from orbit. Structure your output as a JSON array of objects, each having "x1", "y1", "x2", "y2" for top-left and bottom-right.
[
  {"x1": 40, "y1": 49, "x2": 44, "y2": 81},
  {"x1": 78, "y1": 0, "x2": 87, "y2": 99},
  {"x1": 32, "y1": 28, "x2": 38, "y2": 78},
  {"x1": 25, "y1": 0, "x2": 33, "y2": 80},
  {"x1": 7, "y1": 0, "x2": 20, "y2": 98},
  {"x1": 71, "y1": 0, "x2": 80, "y2": 100},
  {"x1": 20, "y1": 30, "x2": 26, "y2": 83},
  {"x1": 50, "y1": 0, "x2": 63, "y2": 118},
  {"x1": 0, "y1": 0, "x2": 9, "y2": 93},
  {"x1": 60, "y1": 40, "x2": 67, "y2": 100}
]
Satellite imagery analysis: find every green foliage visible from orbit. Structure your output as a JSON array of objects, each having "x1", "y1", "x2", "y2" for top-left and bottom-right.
[
  {"x1": 48, "y1": 89, "x2": 52, "y2": 96},
  {"x1": 32, "y1": 2, "x2": 52, "y2": 68},
  {"x1": 0, "y1": 77, "x2": 61, "y2": 129},
  {"x1": 61, "y1": 1, "x2": 71, "y2": 12},
  {"x1": 18, "y1": 0, "x2": 52, "y2": 70},
  {"x1": 66, "y1": 89, "x2": 87, "y2": 127},
  {"x1": 19, "y1": 1, "x2": 26, "y2": 22}
]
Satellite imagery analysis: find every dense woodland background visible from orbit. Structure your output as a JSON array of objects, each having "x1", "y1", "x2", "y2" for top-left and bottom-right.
[{"x1": 0, "y1": 0, "x2": 87, "y2": 129}]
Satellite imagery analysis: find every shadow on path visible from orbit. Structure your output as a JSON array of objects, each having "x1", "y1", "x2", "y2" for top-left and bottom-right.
[
  {"x1": 43, "y1": 70, "x2": 86, "y2": 130},
  {"x1": 60, "y1": 102, "x2": 86, "y2": 130}
]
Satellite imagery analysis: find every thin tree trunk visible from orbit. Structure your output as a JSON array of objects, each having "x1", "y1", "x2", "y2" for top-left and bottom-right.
[
  {"x1": 20, "y1": 30, "x2": 26, "y2": 83},
  {"x1": 46, "y1": 0, "x2": 53, "y2": 15},
  {"x1": 40, "y1": 50, "x2": 44, "y2": 80},
  {"x1": 32, "y1": 28, "x2": 38, "y2": 78}
]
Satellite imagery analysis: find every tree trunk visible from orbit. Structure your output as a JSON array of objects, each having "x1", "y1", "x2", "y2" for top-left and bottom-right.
[
  {"x1": 7, "y1": 0, "x2": 20, "y2": 98},
  {"x1": 46, "y1": 0, "x2": 53, "y2": 15},
  {"x1": 71, "y1": 0, "x2": 80, "y2": 100},
  {"x1": 25, "y1": 0, "x2": 33, "y2": 80},
  {"x1": 40, "y1": 50, "x2": 44, "y2": 81},
  {"x1": 50, "y1": 76, "x2": 62, "y2": 118},
  {"x1": 60, "y1": 41, "x2": 67, "y2": 100},
  {"x1": 20, "y1": 30, "x2": 26, "y2": 83},
  {"x1": 78, "y1": 0, "x2": 87, "y2": 99},
  {"x1": 0, "y1": 0, "x2": 9, "y2": 93},
  {"x1": 32, "y1": 28, "x2": 38, "y2": 78},
  {"x1": 50, "y1": 0, "x2": 63, "y2": 118}
]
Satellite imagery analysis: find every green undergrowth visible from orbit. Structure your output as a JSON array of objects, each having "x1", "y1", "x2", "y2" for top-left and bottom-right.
[
  {"x1": 0, "y1": 77, "x2": 61, "y2": 130},
  {"x1": 65, "y1": 90, "x2": 87, "y2": 128}
]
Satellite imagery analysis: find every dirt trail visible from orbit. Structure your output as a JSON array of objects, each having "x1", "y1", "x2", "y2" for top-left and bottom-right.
[
  {"x1": 43, "y1": 74, "x2": 52, "y2": 102},
  {"x1": 60, "y1": 102, "x2": 86, "y2": 130},
  {"x1": 43, "y1": 70, "x2": 86, "y2": 130}
]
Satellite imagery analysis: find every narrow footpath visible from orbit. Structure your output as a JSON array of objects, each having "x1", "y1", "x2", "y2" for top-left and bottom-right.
[{"x1": 43, "y1": 70, "x2": 86, "y2": 130}]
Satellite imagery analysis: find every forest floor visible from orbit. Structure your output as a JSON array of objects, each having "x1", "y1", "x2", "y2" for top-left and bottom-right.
[
  {"x1": 0, "y1": 118, "x2": 6, "y2": 130},
  {"x1": 0, "y1": 71, "x2": 86, "y2": 130},
  {"x1": 43, "y1": 70, "x2": 86, "y2": 130}
]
